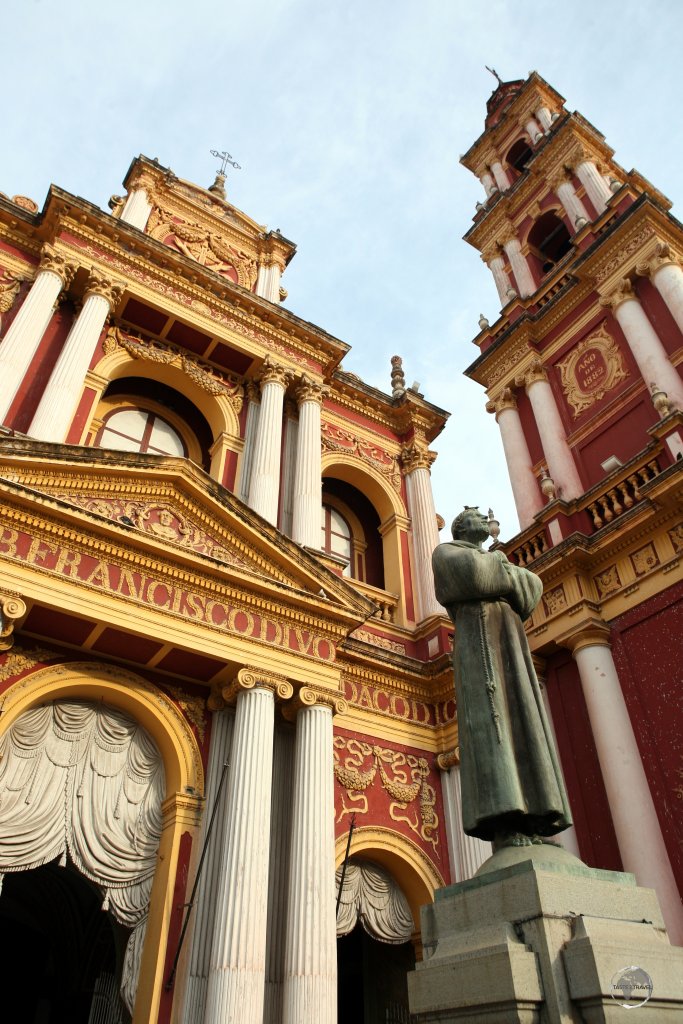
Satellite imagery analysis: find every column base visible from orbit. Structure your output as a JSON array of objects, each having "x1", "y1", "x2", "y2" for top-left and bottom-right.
[{"x1": 408, "y1": 845, "x2": 683, "y2": 1022}]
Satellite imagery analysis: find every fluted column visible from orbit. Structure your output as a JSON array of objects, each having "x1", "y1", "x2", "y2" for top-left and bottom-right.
[
  {"x1": 204, "y1": 669, "x2": 293, "y2": 1024},
  {"x1": 566, "y1": 625, "x2": 683, "y2": 945},
  {"x1": 282, "y1": 687, "x2": 345, "y2": 1024},
  {"x1": 120, "y1": 188, "x2": 153, "y2": 231},
  {"x1": 549, "y1": 170, "x2": 589, "y2": 230},
  {"x1": 601, "y1": 277, "x2": 683, "y2": 409},
  {"x1": 570, "y1": 152, "x2": 612, "y2": 217},
  {"x1": 535, "y1": 106, "x2": 553, "y2": 131},
  {"x1": 255, "y1": 256, "x2": 283, "y2": 303},
  {"x1": 291, "y1": 376, "x2": 326, "y2": 548},
  {"x1": 237, "y1": 382, "x2": 261, "y2": 503},
  {"x1": 503, "y1": 236, "x2": 536, "y2": 298},
  {"x1": 521, "y1": 359, "x2": 583, "y2": 500},
  {"x1": 248, "y1": 358, "x2": 291, "y2": 524},
  {"x1": 522, "y1": 116, "x2": 543, "y2": 144},
  {"x1": 29, "y1": 270, "x2": 123, "y2": 441},
  {"x1": 486, "y1": 388, "x2": 543, "y2": 528},
  {"x1": 181, "y1": 708, "x2": 235, "y2": 1024},
  {"x1": 479, "y1": 170, "x2": 496, "y2": 198},
  {"x1": 490, "y1": 160, "x2": 510, "y2": 192},
  {"x1": 402, "y1": 440, "x2": 442, "y2": 620},
  {"x1": 0, "y1": 245, "x2": 76, "y2": 422},
  {"x1": 638, "y1": 242, "x2": 683, "y2": 349},
  {"x1": 438, "y1": 751, "x2": 491, "y2": 881},
  {"x1": 482, "y1": 249, "x2": 514, "y2": 305}
]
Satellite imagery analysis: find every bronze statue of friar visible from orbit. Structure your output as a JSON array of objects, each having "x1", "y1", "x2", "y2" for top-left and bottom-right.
[{"x1": 432, "y1": 506, "x2": 571, "y2": 849}]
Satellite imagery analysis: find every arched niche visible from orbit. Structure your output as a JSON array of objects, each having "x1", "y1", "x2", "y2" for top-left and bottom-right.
[
  {"x1": 527, "y1": 209, "x2": 572, "y2": 274},
  {"x1": 335, "y1": 826, "x2": 444, "y2": 935}
]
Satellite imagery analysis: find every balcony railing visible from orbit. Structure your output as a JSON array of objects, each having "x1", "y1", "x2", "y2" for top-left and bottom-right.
[{"x1": 350, "y1": 579, "x2": 399, "y2": 622}]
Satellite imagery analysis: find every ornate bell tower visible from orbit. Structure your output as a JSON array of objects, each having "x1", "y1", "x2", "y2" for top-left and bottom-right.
[{"x1": 460, "y1": 71, "x2": 683, "y2": 944}]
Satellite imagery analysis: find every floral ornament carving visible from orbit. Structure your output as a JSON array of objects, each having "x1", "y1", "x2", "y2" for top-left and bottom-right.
[
  {"x1": 630, "y1": 543, "x2": 659, "y2": 577},
  {"x1": 84, "y1": 270, "x2": 125, "y2": 308},
  {"x1": 103, "y1": 326, "x2": 244, "y2": 411},
  {"x1": 543, "y1": 585, "x2": 566, "y2": 615},
  {"x1": 11, "y1": 195, "x2": 39, "y2": 213},
  {"x1": 333, "y1": 736, "x2": 439, "y2": 852},
  {"x1": 0, "y1": 644, "x2": 58, "y2": 686},
  {"x1": 595, "y1": 565, "x2": 621, "y2": 598},
  {"x1": 165, "y1": 686, "x2": 207, "y2": 743},
  {"x1": 0, "y1": 271, "x2": 22, "y2": 315},
  {"x1": 668, "y1": 523, "x2": 683, "y2": 554},
  {"x1": 594, "y1": 225, "x2": 656, "y2": 284},
  {"x1": 557, "y1": 323, "x2": 628, "y2": 416},
  {"x1": 321, "y1": 421, "x2": 401, "y2": 492},
  {"x1": 147, "y1": 204, "x2": 258, "y2": 288},
  {"x1": 52, "y1": 494, "x2": 248, "y2": 568}
]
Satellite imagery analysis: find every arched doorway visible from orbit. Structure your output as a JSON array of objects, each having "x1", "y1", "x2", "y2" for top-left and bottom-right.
[
  {"x1": 336, "y1": 859, "x2": 417, "y2": 1023},
  {"x1": 0, "y1": 862, "x2": 129, "y2": 1023}
]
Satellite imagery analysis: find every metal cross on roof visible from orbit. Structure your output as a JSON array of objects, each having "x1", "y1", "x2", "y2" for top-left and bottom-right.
[
  {"x1": 210, "y1": 150, "x2": 242, "y2": 175},
  {"x1": 485, "y1": 65, "x2": 504, "y2": 86}
]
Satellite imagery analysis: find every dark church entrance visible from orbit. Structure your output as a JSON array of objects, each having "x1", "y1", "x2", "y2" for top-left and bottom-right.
[
  {"x1": 337, "y1": 925, "x2": 416, "y2": 1023},
  {"x1": 0, "y1": 862, "x2": 129, "y2": 1024}
]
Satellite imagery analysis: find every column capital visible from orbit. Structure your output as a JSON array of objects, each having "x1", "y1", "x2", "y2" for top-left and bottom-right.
[
  {"x1": 516, "y1": 357, "x2": 547, "y2": 389},
  {"x1": 400, "y1": 442, "x2": 437, "y2": 475},
  {"x1": 0, "y1": 593, "x2": 27, "y2": 652},
  {"x1": 486, "y1": 386, "x2": 518, "y2": 417},
  {"x1": 563, "y1": 141, "x2": 591, "y2": 171},
  {"x1": 282, "y1": 684, "x2": 347, "y2": 721},
  {"x1": 636, "y1": 241, "x2": 682, "y2": 279},
  {"x1": 259, "y1": 355, "x2": 292, "y2": 389},
  {"x1": 39, "y1": 243, "x2": 77, "y2": 288},
  {"x1": 558, "y1": 617, "x2": 611, "y2": 655},
  {"x1": 436, "y1": 747, "x2": 460, "y2": 771},
  {"x1": 221, "y1": 666, "x2": 293, "y2": 705},
  {"x1": 245, "y1": 378, "x2": 261, "y2": 404},
  {"x1": 84, "y1": 269, "x2": 125, "y2": 308},
  {"x1": 599, "y1": 276, "x2": 636, "y2": 312},
  {"x1": 294, "y1": 374, "x2": 328, "y2": 406},
  {"x1": 125, "y1": 167, "x2": 160, "y2": 198}
]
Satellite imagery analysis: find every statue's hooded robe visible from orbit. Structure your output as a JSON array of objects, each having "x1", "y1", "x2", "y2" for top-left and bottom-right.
[{"x1": 432, "y1": 541, "x2": 571, "y2": 841}]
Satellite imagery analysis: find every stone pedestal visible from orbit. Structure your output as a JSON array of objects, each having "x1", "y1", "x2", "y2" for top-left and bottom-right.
[{"x1": 408, "y1": 845, "x2": 683, "y2": 1022}]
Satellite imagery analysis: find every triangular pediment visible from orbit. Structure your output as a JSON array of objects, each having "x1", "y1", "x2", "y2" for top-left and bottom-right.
[{"x1": 0, "y1": 438, "x2": 374, "y2": 624}]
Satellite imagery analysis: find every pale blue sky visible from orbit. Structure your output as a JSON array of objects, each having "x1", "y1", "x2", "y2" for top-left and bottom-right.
[{"x1": 4, "y1": 0, "x2": 682, "y2": 538}]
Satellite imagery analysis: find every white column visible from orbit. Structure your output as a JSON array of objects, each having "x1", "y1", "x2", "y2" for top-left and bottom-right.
[
  {"x1": 29, "y1": 271, "x2": 123, "y2": 442},
  {"x1": 523, "y1": 361, "x2": 584, "y2": 500},
  {"x1": 282, "y1": 690, "x2": 340, "y2": 1024},
  {"x1": 263, "y1": 728, "x2": 295, "y2": 1024},
  {"x1": 439, "y1": 755, "x2": 491, "y2": 881},
  {"x1": 574, "y1": 160, "x2": 612, "y2": 216},
  {"x1": 236, "y1": 383, "x2": 261, "y2": 503},
  {"x1": 484, "y1": 252, "x2": 514, "y2": 305},
  {"x1": 204, "y1": 670, "x2": 292, "y2": 1024},
  {"x1": 490, "y1": 160, "x2": 510, "y2": 192},
  {"x1": 488, "y1": 389, "x2": 544, "y2": 528},
  {"x1": 523, "y1": 117, "x2": 543, "y2": 143},
  {"x1": 291, "y1": 376, "x2": 325, "y2": 548},
  {"x1": 535, "y1": 106, "x2": 553, "y2": 131},
  {"x1": 480, "y1": 171, "x2": 496, "y2": 197},
  {"x1": 403, "y1": 447, "x2": 443, "y2": 620},
  {"x1": 603, "y1": 279, "x2": 683, "y2": 409},
  {"x1": 181, "y1": 708, "x2": 234, "y2": 1024},
  {"x1": 570, "y1": 632, "x2": 683, "y2": 945},
  {"x1": 503, "y1": 237, "x2": 536, "y2": 298},
  {"x1": 255, "y1": 259, "x2": 282, "y2": 302},
  {"x1": 638, "y1": 245, "x2": 683, "y2": 347},
  {"x1": 248, "y1": 359, "x2": 290, "y2": 525},
  {"x1": 120, "y1": 188, "x2": 153, "y2": 231},
  {"x1": 554, "y1": 178, "x2": 590, "y2": 230},
  {"x1": 0, "y1": 246, "x2": 75, "y2": 422}
]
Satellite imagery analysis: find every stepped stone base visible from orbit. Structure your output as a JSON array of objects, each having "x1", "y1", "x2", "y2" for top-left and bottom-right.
[{"x1": 408, "y1": 845, "x2": 683, "y2": 1022}]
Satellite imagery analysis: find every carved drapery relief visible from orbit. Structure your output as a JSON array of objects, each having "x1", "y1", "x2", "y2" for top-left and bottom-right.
[
  {"x1": 321, "y1": 421, "x2": 402, "y2": 492},
  {"x1": 103, "y1": 326, "x2": 244, "y2": 412},
  {"x1": 335, "y1": 859, "x2": 414, "y2": 943},
  {"x1": 333, "y1": 736, "x2": 439, "y2": 852},
  {"x1": 557, "y1": 323, "x2": 629, "y2": 416},
  {"x1": 0, "y1": 699, "x2": 165, "y2": 1015},
  {"x1": 147, "y1": 204, "x2": 258, "y2": 288}
]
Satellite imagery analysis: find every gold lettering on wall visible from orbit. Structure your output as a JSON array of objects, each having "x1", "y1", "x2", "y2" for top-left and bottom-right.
[{"x1": 558, "y1": 323, "x2": 628, "y2": 416}]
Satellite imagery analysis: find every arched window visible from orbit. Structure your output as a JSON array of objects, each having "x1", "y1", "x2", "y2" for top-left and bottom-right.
[
  {"x1": 527, "y1": 211, "x2": 572, "y2": 273},
  {"x1": 505, "y1": 138, "x2": 533, "y2": 176},
  {"x1": 321, "y1": 504, "x2": 353, "y2": 577},
  {"x1": 97, "y1": 407, "x2": 186, "y2": 457}
]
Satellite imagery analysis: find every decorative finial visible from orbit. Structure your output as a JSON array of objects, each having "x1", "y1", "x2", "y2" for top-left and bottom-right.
[
  {"x1": 478, "y1": 314, "x2": 490, "y2": 330},
  {"x1": 649, "y1": 382, "x2": 673, "y2": 418},
  {"x1": 485, "y1": 65, "x2": 504, "y2": 86},
  {"x1": 487, "y1": 508, "x2": 500, "y2": 543},
  {"x1": 540, "y1": 467, "x2": 556, "y2": 501},
  {"x1": 391, "y1": 355, "x2": 406, "y2": 399}
]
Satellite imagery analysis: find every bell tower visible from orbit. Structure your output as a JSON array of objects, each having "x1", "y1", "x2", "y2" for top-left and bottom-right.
[{"x1": 460, "y1": 71, "x2": 683, "y2": 944}]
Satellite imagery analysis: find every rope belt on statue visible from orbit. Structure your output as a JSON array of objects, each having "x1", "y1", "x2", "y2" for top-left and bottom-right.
[{"x1": 477, "y1": 604, "x2": 503, "y2": 744}]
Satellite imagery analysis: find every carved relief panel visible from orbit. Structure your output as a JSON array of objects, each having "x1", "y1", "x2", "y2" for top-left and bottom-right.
[{"x1": 557, "y1": 323, "x2": 629, "y2": 416}]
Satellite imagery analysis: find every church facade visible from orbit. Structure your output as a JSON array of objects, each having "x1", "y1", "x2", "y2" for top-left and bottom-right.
[{"x1": 462, "y1": 71, "x2": 683, "y2": 944}]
